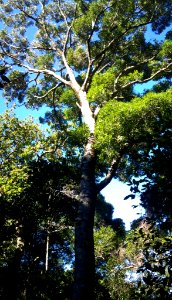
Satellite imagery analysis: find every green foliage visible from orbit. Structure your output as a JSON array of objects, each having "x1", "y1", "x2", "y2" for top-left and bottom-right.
[
  {"x1": 94, "y1": 226, "x2": 117, "y2": 262},
  {"x1": 87, "y1": 67, "x2": 115, "y2": 104},
  {"x1": 0, "y1": 0, "x2": 171, "y2": 105},
  {"x1": 140, "y1": 178, "x2": 172, "y2": 226},
  {"x1": 160, "y1": 39, "x2": 172, "y2": 59},
  {"x1": 34, "y1": 53, "x2": 55, "y2": 69},
  {"x1": 0, "y1": 111, "x2": 44, "y2": 198},
  {"x1": 95, "y1": 90, "x2": 172, "y2": 166},
  {"x1": 94, "y1": 224, "x2": 137, "y2": 299},
  {"x1": 4, "y1": 70, "x2": 28, "y2": 103},
  {"x1": 95, "y1": 194, "x2": 114, "y2": 227},
  {"x1": 66, "y1": 47, "x2": 87, "y2": 70},
  {"x1": 124, "y1": 220, "x2": 172, "y2": 299},
  {"x1": 123, "y1": 90, "x2": 172, "y2": 224}
]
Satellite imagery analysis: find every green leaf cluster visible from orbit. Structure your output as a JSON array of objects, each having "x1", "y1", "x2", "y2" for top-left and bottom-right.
[
  {"x1": 87, "y1": 67, "x2": 114, "y2": 104},
  {"x1": 95, "y1": 90, "x2": 172, "y2": 164},
  {"x1": 0, "y1": 111, "x2": 45, "y2": 199},
  {"x1": 66, "y1": 47, "x2": 87, "y2": 71},
  {"x1": 160, "y1": 39, "x2": 172, "y2": 59}
]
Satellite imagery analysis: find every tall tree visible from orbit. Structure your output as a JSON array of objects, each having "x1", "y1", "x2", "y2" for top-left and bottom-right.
[{"x1": 0, "y1": 1, "x2": 172, "y2": 298}]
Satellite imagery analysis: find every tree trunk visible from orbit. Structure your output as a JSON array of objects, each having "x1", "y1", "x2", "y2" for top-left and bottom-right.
[
  {"x1": 45, "y1": 232, "x2": 49, "y2": 272},
  {"x1": 73, "y1": 134, "x2": 96, "y2": 300}
]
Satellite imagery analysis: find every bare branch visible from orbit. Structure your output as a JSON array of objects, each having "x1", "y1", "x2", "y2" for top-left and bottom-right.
[
  {"x1": 58, "y1": 0, "x2": 69, "y2": 27},
  {"x1": 82, "y1": 5, "x2": 116, "y2": 91},
  {"x1": 63, "y1": 25, "x2": 72, "y2": 54},
  {"x1": 97, "y1": 62, "x2": 113, "y2": 74},
  {"x1": 91, "y1": 53, "x2": 106, "y2": 77},
  {"x1": 61, "y1": 53, "x2": 81, "y2": 92},
  {"x1": 83, "y1": 55, "x2": 111, "y2": 92},
  {"x1": 114, "y1": 65, "x2": 137, "y2": 88},
  {"x1": 76, "y1": 102, "x2": 82, "y2": 110},
  {"x1": 81, "y1": 21, "x2": 94, "y2": 90},
  {"x1": 113, "y1": 56, "x2": 156, "y2": 92},
  {"x1": 93, "y1": 105, "x2": 100, "y2": 119},
  {"x1": 57, "y1": 0, "x2": 78, "y2": 55},
  {"x1": 28, "y1": 72, "x2": 40, "y2": 85},
  {"x1": 121, "y1": 61, "x2": 172, "y2": 90},
  {"x1": 23, "y1": 64, "x2": 71, "y2": 86},
  {"x1": 96, "y1": 159, "x2": 119, "y2": 193},
  {"x1": 34, "y1": 84, "x2": 60, "y2": 99},
  {"x1": 96, "y1": 146, "x2": 128, "y2": 193},
  {"x1": 57, "y1": 0, "x2": 71, "y2": 54},
  {"x1": 38, "y1": 1, "x2": 54, "y2": 42},
  {"x1": 81, "y1": 60, "x2": 92, "y2": 91}
]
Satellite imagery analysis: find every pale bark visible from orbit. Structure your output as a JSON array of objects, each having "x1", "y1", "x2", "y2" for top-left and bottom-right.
[{"x1": 45, "y1": 233, "x2": 49, "y2": 272}]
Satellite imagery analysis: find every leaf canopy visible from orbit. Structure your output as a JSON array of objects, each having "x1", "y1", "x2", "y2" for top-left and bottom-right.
[{"x1": 95, "y1": 89, "x2": 172, "y2": 171}]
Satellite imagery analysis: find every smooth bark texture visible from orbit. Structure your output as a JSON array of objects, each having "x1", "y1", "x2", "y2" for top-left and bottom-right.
[{"x1": 73, "y1": 135, "x2": 96, "y2": 300}]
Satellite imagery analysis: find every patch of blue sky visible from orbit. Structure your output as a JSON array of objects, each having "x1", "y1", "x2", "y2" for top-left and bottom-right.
[
  {"x1": 0, "y1": 91, "x2": 50, "y2": 130},
  {"x1": 134, "y1": 80, "x2": 158, "y2": 94},
  {"x1": 101, "y1": 179, "x2": 145, "y2": 231},
  {"x1": 145, "y1": 23, "x2": 172, "y2": 43}
]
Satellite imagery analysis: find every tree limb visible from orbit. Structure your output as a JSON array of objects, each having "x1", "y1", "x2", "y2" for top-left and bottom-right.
[
  {"x1": 113, "y1": 56, "x2": 156, "y2": 93},
  {"x1": 15, "y1": 4, "x2": 39, "y2": 24},
  {"x1": 121, "y1": 61, "x2": 172, "y2": 90},
  {"x1": 61, "y1": 52, "x2": 81, "y2": 92},
  {"x1": 96, "y1": 159, "x2": 119, "y2": 193},
  {"x1": 34, "y1": 84, "x2": 60, "y2": 99},
  {"x1": 96, "y1": 146, "x2": 128, "y2": 193},
  {"x1": 23, "y1": 64, "x2": 72, "y2": 86}
]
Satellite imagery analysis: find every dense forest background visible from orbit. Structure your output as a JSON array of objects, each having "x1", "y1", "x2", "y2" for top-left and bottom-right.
[{"x1": 0, "y1": 0, "x2": 172, "y2": 299}]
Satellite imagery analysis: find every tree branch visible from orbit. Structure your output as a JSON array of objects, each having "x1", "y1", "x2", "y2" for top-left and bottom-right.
[
  {"x1": 82, "y1": 5, "x2": 117, "y2": 91},
  {"x1": 63, "y1": 25, "x2": 72, "y2": 54},
  {"x1": 96, "y1": 159, "x2": 119, "y2": 193},
  {"x1": 15, "y1": 4, "x2": 39, "y2": 24},
  {"x1": 96, "y1": 146, "x2": 128, "y2": 193},
  {"x1": 0, "y1": 44, "x2": 70, "y2": 86},
  {"x1": 34, "y1": 84, "x2": 60, "y2": 99},
  {"x1": 113, "y1": 56, "x2": 156, "y2": 93},
  {"x1": 23, "y1": 64, "x2": 72, "y2": 86},
  {"x1": 58, "y1": 0, "x2": 69, "y2": 26},
  {"x1": 81, "y1": 60, "x2": 92, "y2": 91},
  {"x1": 57, "y1": 0, "x2": 73, "y2": 55},
  {"x1": 120, "y1": 61, "x2": 172, "y2": 90},
  {"x1": 61, "y1": 52, "x2": 81, "y2": 92}
]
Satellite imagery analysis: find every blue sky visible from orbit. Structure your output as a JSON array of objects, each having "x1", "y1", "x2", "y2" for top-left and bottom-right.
[{"x1": 101, "y1": 179, "x2": 144, "y2": 230}]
